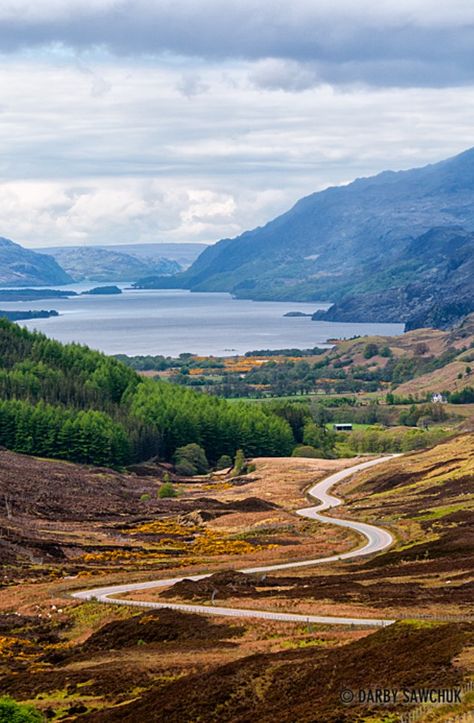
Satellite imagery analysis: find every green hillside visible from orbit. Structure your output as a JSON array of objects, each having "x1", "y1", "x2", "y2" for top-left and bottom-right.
[{"x1": 0, "y1": 320, "x2": 294, "y2": 467}]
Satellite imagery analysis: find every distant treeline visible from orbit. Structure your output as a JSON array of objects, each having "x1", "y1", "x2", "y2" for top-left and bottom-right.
[
  {"x1": 244, "y1": 346, "x2": 327, "y2": 357},
  {"x1": 447, "y1": 386, "x2": 474, "y2": 404},
  {"x1": 189, "y1": 345, "x2": 467, "y2": 398},
  {"x1": 114, "y1": 353, "x2": 219, "y2": 372},
  {"x1": 336, "y1": 426, "x2": 448, "y2": 455}
]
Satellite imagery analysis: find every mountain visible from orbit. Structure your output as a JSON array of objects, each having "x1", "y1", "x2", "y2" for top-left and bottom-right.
[
  {"x1": 175, "y1": 147, "x2": 474, "y2": 328},
  {"x1": 39, "y1": 242, "x2": 207, "y2": 273},
  {"x1": 96, "y1": 242, "x2": 208, "y2": 269},
  {"x1": 0, "y1": 236, "x2": 72, "y2": 287},
  {"x1": 40, "y1": 246, "x2": 181, "y2": 282},
  {"x1": 313, "y1": 226, "x2": 474, "y2": 329}
]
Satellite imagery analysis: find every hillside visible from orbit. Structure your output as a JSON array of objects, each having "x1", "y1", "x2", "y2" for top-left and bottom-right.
[
  {"x1": 0, "y1": 442, "x2": 470, "y2": 720},
  {"x1": 324, "y1": 312, "x2": 474, "y2": 396},
  {"x1": 0, "y1": 319, "x2": 294, "y2": 468},
  {"x1": 40, "y1": 246, "x2": 181, "y2": 282},
  {"x1": 39, "y1": 242, "x2": 207, "y2": 273},
  {"x1": 313, "y1": 226, "x2": 474, "y2": 329},
  {"x1": 173, "y1": 147, "x2": 474, "y2": 328},
  {"x1": 338, "y1": 433, "x2": 474, "y2": 581},
  {"x1": 0, "y1": 448, "x2": 182, "y2": 578},
  {"x1": 0, "y1": 236, "x2": 72, "y2": 287}
]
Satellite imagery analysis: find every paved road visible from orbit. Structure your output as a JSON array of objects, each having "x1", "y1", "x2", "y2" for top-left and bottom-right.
[{"x1": 72, "y1": 456, "x2": 397, "y2": 627}]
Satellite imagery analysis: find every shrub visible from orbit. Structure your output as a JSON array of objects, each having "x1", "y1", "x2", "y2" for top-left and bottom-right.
[
  {"x1": 232, "y1": 448, "x2": 246, "y2": 476},
  {"x1": 363, "y1": 343, "x2": 379, "y2": 359},
  {"x1": 0, "y1": 697, "x2": 43, "y2": 722},
  {"x1": 175, "y1": 459, "x2": 196, "y2": 476},
  {"x1": 174, "y1": 443, "x2": 209, "y2": 475},
  {"x1": 158, "y1": 482, "x2": 177, "y2": 498},
  {"x1": 216, "y1": 454, "x2": 233, "y2": 470},
  {"x1": 302, "y1": 421, "x2": 336, "y2": 458},
  {"x1": 292, "y1": 445, "x2": 323, "y2": 458}
]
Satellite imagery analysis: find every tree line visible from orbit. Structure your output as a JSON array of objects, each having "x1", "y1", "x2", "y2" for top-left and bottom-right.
[
  {"x1": 0, "y1": 320, "x2": 302, "y2": 467},
  {"x1": 0, "y1": 399, "x2": 131, "y2": 466},
  {"x1": 131, "y1": 380, "x2": 295, "y2": 463}
]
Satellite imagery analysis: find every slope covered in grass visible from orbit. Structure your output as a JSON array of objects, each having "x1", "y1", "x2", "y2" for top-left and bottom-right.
[{"x1": 343, "y1": 434, "x2": 474, "y2": 569}]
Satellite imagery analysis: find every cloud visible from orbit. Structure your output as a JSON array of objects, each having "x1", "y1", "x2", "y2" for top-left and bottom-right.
[
  {"x1": 177, "y1": 73, "x2": 209, "y2": 98},
  {"x1": 181, "y1": 191, "x2": 236, "y2": 224},
  {"x1": 75, "y1": 59, "x2": 112, "y2": 97},
  {"x1": 250, "y1": 59, "x2": 320, "y2": 92},
  {"x1": 1, "y1": 34, "x2": 474, "y2": 250},
  {"x1": 2, "y1": 67, "x2": 474, "y2": 250},
  {"x1": 1, "y1": 1, "x2": 474, "y2": 87},
  {"x1": 0, "y1": 178, "x2": 293, "y2": 248}
]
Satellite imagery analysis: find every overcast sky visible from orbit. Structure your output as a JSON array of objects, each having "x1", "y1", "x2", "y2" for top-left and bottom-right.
[{"x1": 2, "y1": 0, "x2": 474, "y2": 249}]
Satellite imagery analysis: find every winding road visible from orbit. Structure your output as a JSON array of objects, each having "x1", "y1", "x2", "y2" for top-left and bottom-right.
[{"x1": 72, "y1": 456, "x2": 397, "y2": 627}]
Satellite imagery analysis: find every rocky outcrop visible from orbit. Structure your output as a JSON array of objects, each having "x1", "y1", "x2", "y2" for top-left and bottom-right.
[{"x1": 313, "y1": 227, "x2": 474, "y2": 330}]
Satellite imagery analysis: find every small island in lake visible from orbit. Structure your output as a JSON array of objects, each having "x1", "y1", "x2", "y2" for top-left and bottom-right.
[
  {"x1": 0, "y1": 309, "x2": 59, "y2": 321},
  {"x1": 0, "y1": 289, "x2": 76, "y2": 302},
  {"x1": 283, "y1": 311, "x2": 313, "y2": 317},
  {"x1": 82, "y1": 285, "x2": 122, "y2": 295}
]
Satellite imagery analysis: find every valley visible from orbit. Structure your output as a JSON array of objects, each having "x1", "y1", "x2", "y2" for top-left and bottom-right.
[
  {"x1": 0, "y1": 298, "x2": 472, "y2": 722},
  {"x1": 3, "y1": 6, "x2": 474, "y2": 722},
  {"x1": 128, "y1": 311, "x2": 474, "y2": 399},
  {"x1": 0, "y1": 437, "x2": 472, "y2": 721}
]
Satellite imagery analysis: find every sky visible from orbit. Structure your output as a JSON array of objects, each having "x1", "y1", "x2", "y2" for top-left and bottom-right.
[{"x1": 2, "y1": 0, "x2": 474, "y2": 249}]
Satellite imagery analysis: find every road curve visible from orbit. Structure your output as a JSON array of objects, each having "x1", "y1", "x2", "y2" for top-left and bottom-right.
[{"x1": 72, "y1": 456, "x2": 397, "y2": 627}]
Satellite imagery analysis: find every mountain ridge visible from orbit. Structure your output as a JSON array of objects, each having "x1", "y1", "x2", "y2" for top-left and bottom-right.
[
  {"x1": 0, "y1": 236, "x2": 72, "y2": 287},
  {"x1": 171, "y1": 147, "x2": 474, "y2": 328},
  {"x1": 39, "y1": 242, "x2": 207, "y2": 271},
  {"x1": 40, "y1": 246, "x2": 181, "y2": 282}
]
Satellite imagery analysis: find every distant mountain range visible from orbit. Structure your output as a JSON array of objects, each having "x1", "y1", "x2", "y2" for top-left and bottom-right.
[
  {"x1": 38, "y1": 246, "x2": 181, "y2": 283},
  {"x1": 39, "y1": 242, "x2": 207, "y2": 280},
  {"x1": 0, "y1": 241, "x2": 207, "y2": 287},
  {"x1": 169, "y1": 147, "x2": 474, "y2": 329},
  {"x1": 3, "y1": 147, "x2": 474, "y2": 330},
  {"x1": 0, "y1": 237, "x2": 72, "y2": 287},
  {"x1": 95, "y1": 243, "x2": 208, "y2": 269}
]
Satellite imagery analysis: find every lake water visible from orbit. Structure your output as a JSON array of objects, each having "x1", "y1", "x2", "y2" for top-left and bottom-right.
[{"x1": 3, "y1": 284, "x2": 404, "y2": 356}]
